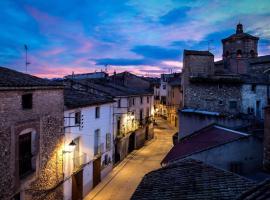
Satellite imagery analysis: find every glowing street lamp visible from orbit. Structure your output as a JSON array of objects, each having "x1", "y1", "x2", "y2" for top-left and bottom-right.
[{"x1": 63, "y1": 140, "x2": 76, "y2": 153}]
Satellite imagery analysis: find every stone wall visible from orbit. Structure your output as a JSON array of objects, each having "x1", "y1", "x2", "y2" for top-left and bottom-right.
[
  {"x1": 263, "y1": 106, "x2": 270, "y2": 172},
  {"x1": 0, "y1": 88, "x2": 64, "y2": 200},
  {"x1": 184, "y1": 82, "x2": 242, "y2": 115}
]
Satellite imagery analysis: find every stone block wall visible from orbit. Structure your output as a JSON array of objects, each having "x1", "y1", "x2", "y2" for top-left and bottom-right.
[
  {"x1": 184, "y1": 82, "x2": 242, "y2": 115},
  {"x1": 0, "y1": 88, "x2": 64, "y2": 200},
  {"x1": 263, "y1": 106, "x2": 270, "y2": 172}
]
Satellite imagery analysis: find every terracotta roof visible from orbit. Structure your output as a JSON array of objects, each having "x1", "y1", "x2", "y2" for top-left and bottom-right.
[
  {"x1": 0, "y1": 66, "x2": 62, "y2": 88},
  {"x1": 222, "y1": 32, "x2": 259, "y2": 43},
  {"x1": 237, "y1": 179, "x2": 270, "y2": 199},
  {"x1": 184, "y1": 49, "x2": 214, "y2": 56},
  {"x1": 64, "y1": 88, "x2": 115, "y2": 109},
  {"x1": 132, "y1": 159, "x2": 255, "y2": 200},
  {"x1": 161, "y1": 124, "x2": 248, "y2": 165},
  {"x1": 74, "y1": 79, "x2": 152, "y2": 97}
]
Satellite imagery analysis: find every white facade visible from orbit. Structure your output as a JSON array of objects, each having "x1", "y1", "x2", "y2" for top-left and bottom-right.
[
  {"x1": 63, "y1": 103, "x2": 114, "y2": 200},
  {"x1": 113, "y1": 95, "x2": 154, "y2": 138},
  {"x1": 241, "y1": 84, "x2": 268, "y2": 119}
]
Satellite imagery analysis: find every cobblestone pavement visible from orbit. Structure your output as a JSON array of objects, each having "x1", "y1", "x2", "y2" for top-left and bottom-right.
[{"x1": 84, "y1": 118, "x2": 177, "y2": 200}]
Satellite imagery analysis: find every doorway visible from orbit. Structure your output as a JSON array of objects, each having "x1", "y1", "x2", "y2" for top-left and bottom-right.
[
  {"x1": 93, "y1": 156, "x2": 101, "y2": 188},
  {"x1": 72, "y1": 169, "x2": 83, "y2": 200},
  {"x1": 128, "y1": 132, "x2": 135, "y2": 153}
]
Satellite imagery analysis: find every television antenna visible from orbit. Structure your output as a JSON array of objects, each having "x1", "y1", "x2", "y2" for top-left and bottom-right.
[{"x1": 24, "y1": 44, "x2": 30, "y2": 73}]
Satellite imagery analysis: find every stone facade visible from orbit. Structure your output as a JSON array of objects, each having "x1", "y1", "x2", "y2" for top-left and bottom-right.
[
  {"x1": 0, "y1": 88, "x2": 64, "y2": 200},
  {"x1": 263, "y1": 106, "x2": 270, "y2": 172}
]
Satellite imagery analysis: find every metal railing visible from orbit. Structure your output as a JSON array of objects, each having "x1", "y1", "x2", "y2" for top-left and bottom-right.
[
  {"x1": 73, "y1": 153, "x2": 87, "y2": 170},
  {"x1": 94, "y1": 143, "x2": 104, "y2": 156}
]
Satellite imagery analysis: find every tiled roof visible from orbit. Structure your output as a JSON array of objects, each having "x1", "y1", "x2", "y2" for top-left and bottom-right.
[
  {"x1": 161, "y1": 124, "x2": 248, "y2": 165},
  {"x1": 237, "y1": 179, "x2": 270, "y2": 199},
  {"x1": 75, "y1": 79, "x2": 152, "y2": 97},
  {"x1": 132, "y1": 159, "x2": 255, "y2": 200},
  {"x1": 222, "y1": 32, "x2": 259, "y2": 43},
  {"x1": 249, "y1": 55, "x2": 270, "y2": 65},
  {"x1": 0, "y1": 66, "x2": 62, "y2": 88},
  {"x1": 184, "y1": 49, "x2": 214, "y2": 56},
  {"x1": 64, "y1": 88, "x2": 115, "y2": 109}
]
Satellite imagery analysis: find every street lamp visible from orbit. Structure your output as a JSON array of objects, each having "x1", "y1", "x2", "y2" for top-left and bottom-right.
[{"x1": 63, "y1": 140, "x2": 76, "y2": 153}]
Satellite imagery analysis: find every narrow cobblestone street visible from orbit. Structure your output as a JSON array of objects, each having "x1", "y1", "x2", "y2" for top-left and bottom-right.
[{"x1": 84, "y1": 118, "x2": 176, "y2": 200}]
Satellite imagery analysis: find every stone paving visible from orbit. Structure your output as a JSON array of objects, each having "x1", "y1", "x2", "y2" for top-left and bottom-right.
[{"x1": 84, "y1": 118, "x2": 176, "y2": 200}]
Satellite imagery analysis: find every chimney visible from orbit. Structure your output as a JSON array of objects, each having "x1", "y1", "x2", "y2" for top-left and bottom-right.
[{"x1": 263, "y1": 105, "x2": 270, "y2": 172}]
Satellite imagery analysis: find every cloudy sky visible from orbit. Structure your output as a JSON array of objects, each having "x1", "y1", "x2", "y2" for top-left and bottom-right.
[{"x1": 1, "y1": 0, "x2": 270, "y2": 78}]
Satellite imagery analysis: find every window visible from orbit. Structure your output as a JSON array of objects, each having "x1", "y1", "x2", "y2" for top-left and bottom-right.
[
  {"x1": 140, "y1": 109, "x2": 143, "y2": 124},
  {"x1": 163, "y1": 84, "x2": 166, "y2": 89},
  {"x1": 250, "y1": 50, "x2": 255, "y2": 57},
  {"x1": 251, "y1": 84, "x2": 256, "y2": 92},
  {"x1": 117, "y1": 118, "x2": 121, "y2": 135},
  {"x1": 229, "y1": 101, "x2": 237, "y2": 109},
  {"x1": 147, "y1": 96, "x2": 149, "y2": 103},
  {"x1": 19, "y1": 132, "x2": 33, "y2": 178},
  {"x1": 75, "y1": 111, "x2": 81, "y2": 125},
  {"x1": 133, "y1": 98, "x2": 135, "y2": 105},
  {"x1": 230, "y1": 162, "x2": 242, "y2": 174},
  {"x1": 146, "y1": 107, "x2": 150, "y2": 117},
  {"x1": 118, "y1": 99, "x2": 121, "y2": 108},
  {"x1": 225, "y1": 51, "x2": 230, "y2": 57},
  {"x1": 94, "y1": 129, "x2": 100, "y2": 155},
  {"x1": 236, "y1": 49, "x2": 242, "y2": 58},
  {"x1": 218, "y1": 100, "x2": 223, "y2": 105},
  {"x1": 22, "y1": 93, "x2": 32, "y2": 109},
  {"x1": 95, "y1": 107, "x2": 100, "y2": 118},
  {"x1": 140, "y1": 97, "x2": 143, "y2": 104},
  {"x1": 106, "y1": 133, "x2": 111, "y2": 151}
]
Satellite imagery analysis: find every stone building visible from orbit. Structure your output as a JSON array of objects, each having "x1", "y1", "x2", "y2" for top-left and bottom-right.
[
  {"x1": 0, "y1": 67, "x2": 64, "y2": 200},
  {"x1": 182, "y1": 23, "x2": 270, "y2": 119}
]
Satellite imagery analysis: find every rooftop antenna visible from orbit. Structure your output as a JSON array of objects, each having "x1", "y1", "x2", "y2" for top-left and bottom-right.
[{"x1": 24, "y1": 44, "x2": 30, "y2": 73}]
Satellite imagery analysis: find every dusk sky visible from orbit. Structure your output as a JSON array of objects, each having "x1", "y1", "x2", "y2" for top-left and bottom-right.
[{"x1": 1, "y1": 0, "x2": 270, "y2": 78}]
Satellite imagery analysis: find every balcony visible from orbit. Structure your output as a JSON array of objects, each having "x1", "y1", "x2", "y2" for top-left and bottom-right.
[
  {"x1": 73, "y1": 153, "x2": 87, "y2": 170},
  {"x1": 94, "y1": 143, "x2": 104, "y2": 156}
]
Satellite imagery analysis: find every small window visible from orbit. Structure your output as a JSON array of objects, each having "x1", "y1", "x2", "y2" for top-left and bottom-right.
[
  {"x1": 140, "y1": 97, "x2": 143, "y2": 104},
  {"x1": 236, "y1": 49, "x2": 242, "y2": 58},
  {"x1": 133, "y1": 98, "x2": 135, "y2": 105},
  {"x1": 95, "y1": 107, "x2": 100, "y2": 118},
  {"x1": 250, "y1": 50, "x2": 255, "y2": 57},
  {"x1": 218, "y1": 100, "x2": 223, "y2": 105},
  {"x1": 163, "y1": 84, "x2": 166, "y2": 89},
  {"x1": 22, "y1": 93, "x2": 32, "y2": 109},
  {"x1": 75, "y1": 112, "x2": 81, "y2": 125},
  {"x1": 147, "y1": 96, "x2": 149, "y2": 103},
  {"x1": 251, "y1": 84, "x2": 256, "y2": 92},
  {"x1": 229, "y1": 101, "x2": 237, "y2": 109},
  {"x1": 118, "y1": 99, "x2": 121, "y2": 108}
]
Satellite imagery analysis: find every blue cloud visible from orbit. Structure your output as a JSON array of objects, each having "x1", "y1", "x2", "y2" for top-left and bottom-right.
[
  {"x1": 94, "y1": 58, "x2": 154, "y2": 66},
  {"x1": 131, "y1": 45, "x2": 180, "y2": 60},
  {"x1": 159, "y1": 7, "x2": 191, "y2": 25}
]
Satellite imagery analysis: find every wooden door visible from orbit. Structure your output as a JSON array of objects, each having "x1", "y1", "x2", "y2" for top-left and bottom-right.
[
  {"x1": 72, "y1": 169, "x2": 83, "y2": 200},
  {"x1": 93, "y1": 157, "x2": 101, "y2": 188},
  {"x1": 128, "y1": 132, "x2": 135, "y2": 153}
]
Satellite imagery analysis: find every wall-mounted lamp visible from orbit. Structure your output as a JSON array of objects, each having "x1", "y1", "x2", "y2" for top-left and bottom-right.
[{"x1": 63, "y1": 140, "x2": 76, "y2": 153}]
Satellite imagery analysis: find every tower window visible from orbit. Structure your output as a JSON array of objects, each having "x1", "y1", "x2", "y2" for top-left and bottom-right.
[
  {"x1": 225, "y1": 51, "x2": 230, "y2": 58},
  {"x1": 236, "y1": 50, "x2": 242, "y2": 58},
  {"x1": 250, "y1": 50, "x2": 255, "y2": 57}
]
